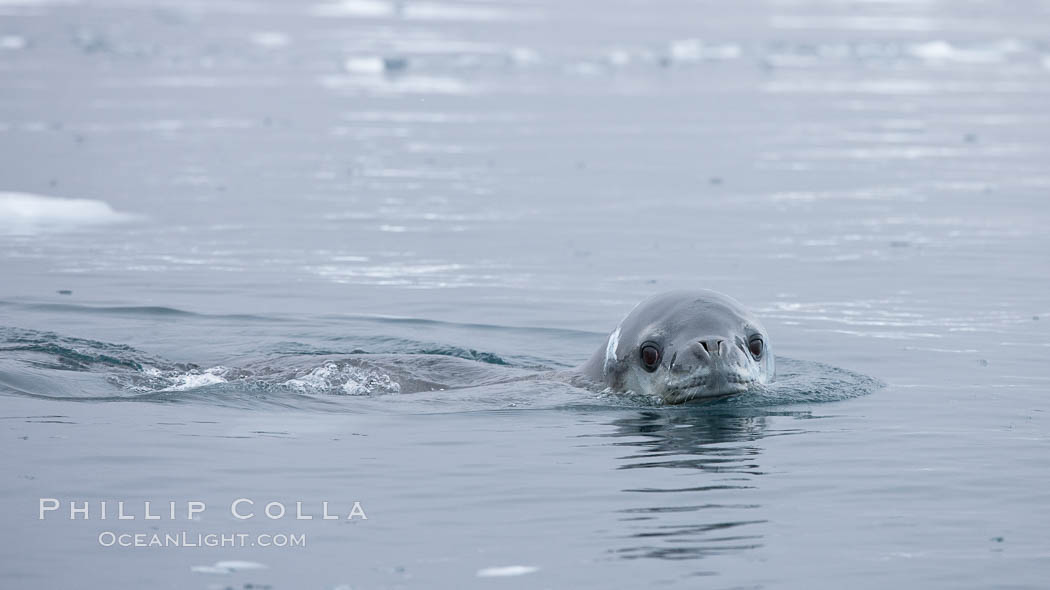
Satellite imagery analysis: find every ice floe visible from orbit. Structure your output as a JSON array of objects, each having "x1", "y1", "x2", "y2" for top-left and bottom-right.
[
  {"x1": 312, "y1": 0, "x2": 528, "y2": 21},
  {"x1": 476, "y1": 565, "x2": 539, "y2": 577},
  {"x1": 909, "y1": 39, "x2": 1022, "y2": 64},
  {"x1": 250, "y1": 31, "x2": 290, "y2": 48},
  {"x1": 0, "y1": 35, "x2": 27, "y2": 50},
  {"x1": 191, "y1": 560, "x2": 268, "y2": 575},
  {"x1": 0, "y1": 191, "x2": 135, "y2": 234}
]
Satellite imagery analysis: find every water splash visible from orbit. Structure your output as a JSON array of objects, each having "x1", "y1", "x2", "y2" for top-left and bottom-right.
[{"x1": 283, "y1": 362, "x2": 401, "y2": 395}]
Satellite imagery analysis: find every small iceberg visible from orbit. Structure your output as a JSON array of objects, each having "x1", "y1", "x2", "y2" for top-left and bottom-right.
[
  {"x1": 0, "y1": 191, "x2": 136, "y2": 234},
  {"x1": 476, "y1": 565, "x2": 539, "y2": 577},
  {"x1": 312, "y1": 0, "x2": 396, "y2": 18},
  {"x1": 250, "y1": 31, "x2": 290, "y2": 48},
  {"x1": 508, "y1": 47, "x2": 540, "y2": 66},
  {"x1": 666, "y1": 38, "x2": 742, "y2": 63},
  {"x1": 344, "y1": 55, "x2": 407, "y2": 74},
  {"x1": 191, "y1": 560, "x2": 268, "y2": 575},
  {"x1": 0, "y1": 35, "x2": 27, "y2": 51},
  {"x1": 909, "y1": 39, "x2": 1022, "y2": 64}
]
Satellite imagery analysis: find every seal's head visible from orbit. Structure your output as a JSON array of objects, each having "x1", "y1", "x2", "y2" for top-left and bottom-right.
[{"x1": 581, "y1": 290, "x2": 774, "y2": 404}]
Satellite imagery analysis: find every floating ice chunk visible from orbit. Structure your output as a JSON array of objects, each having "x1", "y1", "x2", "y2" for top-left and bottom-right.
[
  {"x1": 566, "y1": 61, "x2": 602, "y2": 76},
  {"x1": 320, "y1": 73, "x2": 472, "y2": 95},
  {"x1": 0, "y1": 192, "x2": 135, "y2": 234},
  {"x1": 669, "y1": 38, "x2": 703, "y2": 61},
  {"x1": 191, "y1": 560, "x2": 268, "y2": 575},
  {"x1": 705, "y1": 44, "x2": 742, "y2": 60},
  {"x1": 910, "y1": 39, "x2": 1021, "y2": 64},
  {"x1": 911, "y1": 41, "x2": 967, "y2": 61},
  {"x1": 251, "y1": 31, "x2": 290, "y2": 48},
  {"x1": 313, "y1": 0, "x2": 528, "y2": 21},
  {"x1": 508, "y1": 46, "x2": 539, "y2": 66},
  {"x1": 344, "y1": 56, "x2": 386, "y2": 74},
  {"x1": 667, "y1": 38, "x2": 741, "y2": 63},
  {"x1": 402, "y1": 2, "x2": 515, "y2": 21},
  {"x1": 476, "y1": 565, "x2": 539, "y2": 577},
  {"x1": 190, "y1": 565, "x2": 229, "y2": 575},
  {"x1": 214, "y1": 561, "x2": 268, "y2": 571},
  {"x1": 312, "y1": 0, "x2": 396, "y2": 18},
  {"x1": 0, "y1": 0, "x2": 76, "y2": 9},
  {"x1": 0, "y1": 35, "x2": 27, "y2": 50},
  {"x1": 607, "y1": 49, "x2": 631, "y2": 66}
]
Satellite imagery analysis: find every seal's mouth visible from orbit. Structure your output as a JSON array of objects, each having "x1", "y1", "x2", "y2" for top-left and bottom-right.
[{"x1": 662, "y1": 371, "x2": 755, "y2": 404}]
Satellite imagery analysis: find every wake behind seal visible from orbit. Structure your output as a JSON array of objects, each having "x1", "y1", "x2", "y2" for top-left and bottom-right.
[{"x1": 54, "y1": 289, "x2": 778, "y2": 405}]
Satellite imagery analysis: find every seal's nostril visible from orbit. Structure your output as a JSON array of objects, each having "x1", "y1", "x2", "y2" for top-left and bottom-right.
[{"x1": 699, "y1": 339, "x2": 725, "y2": 355}]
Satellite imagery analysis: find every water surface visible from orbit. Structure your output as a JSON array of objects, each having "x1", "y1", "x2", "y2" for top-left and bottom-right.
[{"x1": 1, "y1": 0, "x2": 1048, "y2": 588}]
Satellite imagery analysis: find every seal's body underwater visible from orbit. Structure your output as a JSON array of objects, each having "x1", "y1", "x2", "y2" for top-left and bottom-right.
[
  {"x1": 240, "y1": 290, "x2": 774, "y2": 404},
  {"x1": 579, "y1": 290, "x2": 774, "y2": 404}
]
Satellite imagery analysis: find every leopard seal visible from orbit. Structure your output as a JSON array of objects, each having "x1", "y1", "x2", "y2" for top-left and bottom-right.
[{"x1": 578, "y1": 290, "x2": 774, "y2": 404}]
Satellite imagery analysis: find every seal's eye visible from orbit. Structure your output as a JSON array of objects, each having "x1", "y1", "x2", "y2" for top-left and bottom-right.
[
  {"x1": 748, "y1": 337, "x2": 764, "y2": 359},
  {"x1": 639, "y1": 343, "x2": 661, "y2": 372}
]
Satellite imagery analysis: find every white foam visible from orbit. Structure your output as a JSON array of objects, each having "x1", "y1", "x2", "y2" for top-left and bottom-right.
[
  {"x1": 284, "y1": 362, "x2": 400, "y2": 395},
  {"x1": 0, "y1": 191, "x2": 135, "y2": 234},
  {"x1": 160, "y1": 367, "x2": 229, "y2": 392},
  {"x1": 476, "y1": 565, "x2": 538, "y2": 577},
  {"x1": 284, "y1": 364, "x2": 338, "y2": 391}
]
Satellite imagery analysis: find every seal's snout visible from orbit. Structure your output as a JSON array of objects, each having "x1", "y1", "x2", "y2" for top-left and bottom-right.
[{"x1": 661, "y1": 333, "x2": 759, "y2": 402}]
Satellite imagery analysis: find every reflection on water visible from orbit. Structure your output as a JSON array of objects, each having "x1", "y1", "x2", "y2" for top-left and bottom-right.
[{"x1": 604, "y1": 409, "x2": 806, "y2": 561}]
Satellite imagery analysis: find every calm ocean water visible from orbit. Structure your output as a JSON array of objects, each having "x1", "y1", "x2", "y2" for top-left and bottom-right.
[{"x1": 1, "y1": 0, "x2": 1048, "y2": 588}]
